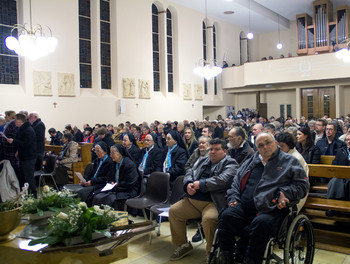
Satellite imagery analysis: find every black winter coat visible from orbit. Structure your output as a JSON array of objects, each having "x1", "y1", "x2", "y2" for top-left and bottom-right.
[
  {"x1": 142, "y1": 145, "x2": 164, "y2": 175},
  {"x1": 13, "y1": 121, "x2": 37, "y2": 161},
  {"x1": 85, "y1": 156, "x2": 114, "y2": 187},
  {"x1": 112, "y1": 157, "x2": 139, "y2": 199},
  {"x1": 32, "y1": 118, "x2": 46, "y2": 155}
]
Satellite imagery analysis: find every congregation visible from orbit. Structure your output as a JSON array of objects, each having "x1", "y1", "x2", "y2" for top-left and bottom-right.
[{"x1": 1, "y1": 109, "x2": 350, "y2": 263}]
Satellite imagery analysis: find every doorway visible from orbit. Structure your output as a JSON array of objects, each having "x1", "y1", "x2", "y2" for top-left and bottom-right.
[{"x1": 301, "y1": 87, "x2": 335, "y2": 119}]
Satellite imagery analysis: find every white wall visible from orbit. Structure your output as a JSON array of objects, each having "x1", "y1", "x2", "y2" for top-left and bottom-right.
[{"x1": 0, "y1": 0, "x2": 240, "y2": 136}]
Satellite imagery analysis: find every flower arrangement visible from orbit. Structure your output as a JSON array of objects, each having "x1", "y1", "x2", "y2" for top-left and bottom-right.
[
  {"x1": 21, "y1": 185, "x2": 80, "y2": 216},
  {"x1": 29, "y1": 203, "x2": 125, "y2": 246}
]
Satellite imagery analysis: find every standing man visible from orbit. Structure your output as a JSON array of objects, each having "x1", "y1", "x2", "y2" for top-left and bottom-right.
[
  {"x1": 29, "y1": 111, "x2": 46, "y2": 171},
  {"x1": 169, "y1": 138, "x2": 238, "y2": 261},
  {"x1": 7, "y1": 114, "x2": 37, "y2": 195}
]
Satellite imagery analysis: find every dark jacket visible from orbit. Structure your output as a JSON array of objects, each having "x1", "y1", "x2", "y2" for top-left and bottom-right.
[
  {"x1": 1, "y1": 120, "x2": 18, "y2": 163},
  {"x1": 31, "y1": 118, "x2": 46, "y2": 155},
  {"x1": 332, "y1": 147, "x2": 350, "y2": 166},
  {"x1": 296, "y1": 144, "x2": 321, "y2": 164},
  {"x1": 142, "y1": 145, "x2": 164, "y2": 175},
  {"x1": 127, "y1": 144, "x2": 142, "y2": 168},
  {"x1": 112, "y1": 157, "x2": 139, "y2": 199},
  {"x1": 227, "y1": 141, "x2": 255, "y2": 166},
  {"x1": 165, "y1": 145, "x2": 188, "y2": 182},
  {"x1": 316, "y1": 137, "x2": 347, "y2": 156},
  {"x1": 227, "y1": 148, "x2": 309, "y2": 213},
  {"x1": 185, "y1": 148, "x2": 210, "y2": 172},
  {"x1": 85, "y1": 155, "x2": 114, "y2": 186},
  {"x1": 50, "y1": 131, "x2": 63, "y2": 146},
  {"x1": 186, "y1": 140, "x2": 199, "y2": 157},
  {"x1": 73, "y1": 129, "x2": 84, "y2": 143},
  {"x1": 13, "y1": 121, "x2": 37, "y2": 161},
  {"x1": 184, "y1": 155, "x2": 238, "y2": 212}
]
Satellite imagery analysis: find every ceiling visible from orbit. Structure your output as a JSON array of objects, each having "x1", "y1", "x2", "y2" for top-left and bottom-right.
[{"x1": 168, "y1": 0, "x2": 350, "y2": 34}]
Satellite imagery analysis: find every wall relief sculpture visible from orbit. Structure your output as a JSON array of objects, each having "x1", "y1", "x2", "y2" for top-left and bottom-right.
[
  {"x1": 33, "y1": 71, "x2": 52, "y2": 96},
  {"x1": 122, "y1": 78, "x2": 136, "y2": 98},
  {"x1": 183, "y1": 83, "x2": 192, "y2": 100},
  {"x1": 138, "y1": 79, "x2": 150, "y2": 99},
  {"x1": 194, "y1": 84, "x2": 203, "y2": 100},
  {"x1": 58, "y1": 73, "x2": 75, "y2": 96}
]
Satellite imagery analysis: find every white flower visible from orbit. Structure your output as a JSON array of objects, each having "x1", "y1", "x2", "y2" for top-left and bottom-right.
[
  {"x1": 43, "y1": 185, "x2": 50, "y2": 193},
  {"x1": 58, "y1": 212, "x2": 68, "y2": 220},
  {"x1": 27, "y1": 198, "x2": 35, "y2": 204},
  {"x1": 78, "y1": 202, "x2": 87, "y2": 209},
  {"x1": 93, "y1": 205, "x2": 100, "y2": 212}
]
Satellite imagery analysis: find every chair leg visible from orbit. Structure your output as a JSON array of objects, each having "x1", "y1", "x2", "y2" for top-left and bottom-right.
[
  {"x1": 124, "y1": 204, "x2": 127, "y2": 212},
  {"x1": 142, "y1": 209, "x2": 148, "y2": 220},
  {"x1": 197, "y1": 222, "x2": 205, "y2": 243},
  {"x1": 50, "y1": 176, "x2": 59, "y2": 190},
  {"x1": 157, "y1": 215, "x2": 162, "y2": 236}
]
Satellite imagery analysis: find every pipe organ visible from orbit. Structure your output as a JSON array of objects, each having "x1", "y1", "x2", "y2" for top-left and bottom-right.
[{"x1": 296, "y1": 0, "x2": 350, "y2": 55}]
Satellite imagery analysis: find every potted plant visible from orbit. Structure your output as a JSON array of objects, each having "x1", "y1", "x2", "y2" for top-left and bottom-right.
[{"x1": 0, "y1": 198, "x2": 22, "y2": 242}]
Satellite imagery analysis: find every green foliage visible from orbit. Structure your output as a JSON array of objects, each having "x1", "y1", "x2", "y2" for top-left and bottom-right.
[
  {"x1": 29, "y1": 203, "x2": 126, "y2": 246},
  {"x1": 21, "y1": 186, "x2": 80, "y2": 215}
]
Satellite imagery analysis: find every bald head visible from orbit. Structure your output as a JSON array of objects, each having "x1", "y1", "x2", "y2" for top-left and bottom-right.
[
  {"x1": 256, "y1": 132, "x2": 278, "y2": 162},
  {"x1": 252, "y1": 123, "x2": 263, "y2": 136}
]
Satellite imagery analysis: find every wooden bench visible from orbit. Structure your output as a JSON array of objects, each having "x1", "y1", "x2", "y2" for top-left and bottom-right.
[
  {"x1": 304, "y1": 162, "x2": 350, "y2": 253},
  {"x1": 45, "y1": 143, "x2": 92, "y2": 184},
  {"x1": 309, "y1": 155, "x2": 335, "y2": 192}
]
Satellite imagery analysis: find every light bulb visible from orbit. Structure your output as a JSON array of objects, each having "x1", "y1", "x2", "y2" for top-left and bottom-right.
[
  {"x1": 277, "y1": 42, "x2": 283, "y2": 50},
  {"x1": 247, "y1": 32, "x2": 254, "y2": 39}
]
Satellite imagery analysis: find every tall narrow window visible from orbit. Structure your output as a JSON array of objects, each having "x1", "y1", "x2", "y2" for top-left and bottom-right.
[
  {"x1": 79, "y1": 0, "x2": 92, "y2": 88},
  {"x1": 152, "y1": 4, "x2": 160, "y2": 92},
  {"x1": 166, "y1": 9, "x2": 173, "y2": 93},
  {"x1": 0, "y1": 0, "x2": 19, "y2": 84},
  {"x1": 287, "y1": 104, "x2": 292, "y2": 117},
  {"x1": 280, "y1": 105, "x2": 285, "y2": 119},
  {"x1": 203, "y1": 21, "x2": 207, "y2": 94},
  {"x1": 213, "y1": 24, "x2": 217, "y2": 95},
  {"x1": 100, "y1": 0, "x2": 111, "y2": 89}
]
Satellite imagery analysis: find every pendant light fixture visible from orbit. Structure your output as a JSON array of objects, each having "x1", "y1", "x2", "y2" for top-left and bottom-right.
[
  {"x1": 276, "y1": 15, "x2": 283, "y2": 50},
  {"x1": 247, "y1": 0, "x2": 254, "y2": 40}
]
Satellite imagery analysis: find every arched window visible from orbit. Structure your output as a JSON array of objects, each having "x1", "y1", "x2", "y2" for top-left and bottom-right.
[
  {"x1": 202, "y1": 21, "x2": 208, "y2": 94},
  {"x1": 213, "y1": 24, "x2": 217, "y2": 95},
  {"x1": 100, "y1": 0, "x2": 111, "y2": 89},
  {"x1": 166, "y1": 9, "x2": 173, "y2": 92},
  {"x1": 79, "y1": 0, "x2": 92, "y2": 88},
  {"x1": 152, "y1": 4, "x2": 160, "y2": 92},
  {"x1": 0, "y1": 0, "x2": 19, "y2": 84}
]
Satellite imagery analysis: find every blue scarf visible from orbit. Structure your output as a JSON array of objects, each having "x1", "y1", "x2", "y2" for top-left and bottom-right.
[
  {"x1": 165, "y1": 144, "x2": 177, "y2": 172},
  {"x1": 115, "y1": 157, "x2": 124, "y2": 183},
  {"x1": 139, "y1": 145, "x2": 153, "y2": 170},
  {"x1": 93, "y1": 155, "x2": 109, "y2": 178}
]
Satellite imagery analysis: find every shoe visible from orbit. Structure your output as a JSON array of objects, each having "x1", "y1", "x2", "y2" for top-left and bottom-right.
[
  {"x1": 191, "y1": 227, "x2": 205, "y2": 242},
  {"x1": 170, "y1": 242, "x2": 193, "y2": 261}
]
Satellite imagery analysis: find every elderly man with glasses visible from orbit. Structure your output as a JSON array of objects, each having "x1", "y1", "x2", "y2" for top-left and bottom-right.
[{"x1": 216, "y1": 132, "x2": 308, "y2": 264}]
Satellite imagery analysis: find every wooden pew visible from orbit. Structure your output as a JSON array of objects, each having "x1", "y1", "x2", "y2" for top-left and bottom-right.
[
  {"x1": 309, "y1": 155, "x2": 335, "y2": 191},
  {"x1": 304, "y1": 162, "x2": 350, "y2": 253},
  {"x1": 45, "y1": 143, "x2": 92, "y2": 184}
]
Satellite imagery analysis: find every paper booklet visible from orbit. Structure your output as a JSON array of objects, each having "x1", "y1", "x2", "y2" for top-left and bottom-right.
[
  {"x1": 101, "y1": 183, "x2": 117, "y2": 192},
  {"x1": 75, "y1": 172, "x2": 86, "y2": 184}
]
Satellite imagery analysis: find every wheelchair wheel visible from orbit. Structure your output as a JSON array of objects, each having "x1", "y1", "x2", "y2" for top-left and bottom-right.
[{"x1": 284, "y1": 214, "x2": 315, "y2": 264}]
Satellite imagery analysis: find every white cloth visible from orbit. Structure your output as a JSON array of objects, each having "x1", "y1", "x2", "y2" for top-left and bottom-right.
[{"x1": 0, "y1": 160, "x2": 20, "y2": 201}]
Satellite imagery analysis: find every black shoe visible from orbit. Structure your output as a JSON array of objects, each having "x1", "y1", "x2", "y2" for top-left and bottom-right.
[{"x1": 191, "y1": 228, "x2": 205, "y2": 242}]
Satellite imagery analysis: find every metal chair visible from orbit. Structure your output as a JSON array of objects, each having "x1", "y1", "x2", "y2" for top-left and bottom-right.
[
  {"x1": 149, "y1": 175, "x2": 185, "y2": 236},
  {"x1": 124, "y1": 171, "x2": 170, "y2": 220},
  {"x1": 35, "y1": 155, "x2": 58, "y2": 192}
]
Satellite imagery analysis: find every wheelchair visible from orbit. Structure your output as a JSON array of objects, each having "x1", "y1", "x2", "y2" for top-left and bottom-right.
[{"x1": 208, "y1": 204, "x2": 315, "y2": 264}]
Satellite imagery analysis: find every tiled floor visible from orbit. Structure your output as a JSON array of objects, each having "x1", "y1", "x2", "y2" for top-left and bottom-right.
[{"x1": 112, "y1": 216, "x2": 350, "y2": 264}]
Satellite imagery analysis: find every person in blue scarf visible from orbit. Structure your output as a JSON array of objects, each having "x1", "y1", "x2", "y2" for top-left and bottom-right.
[
  {"x1": 73, "y1": 141, "x2": 114, "y2": 205},
  {"x1": 164, "y1": 130, "x2": 189, "y2": 188},
  {"x1": 92, "y1": 143, "x2": 139, "y2": 210}
]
